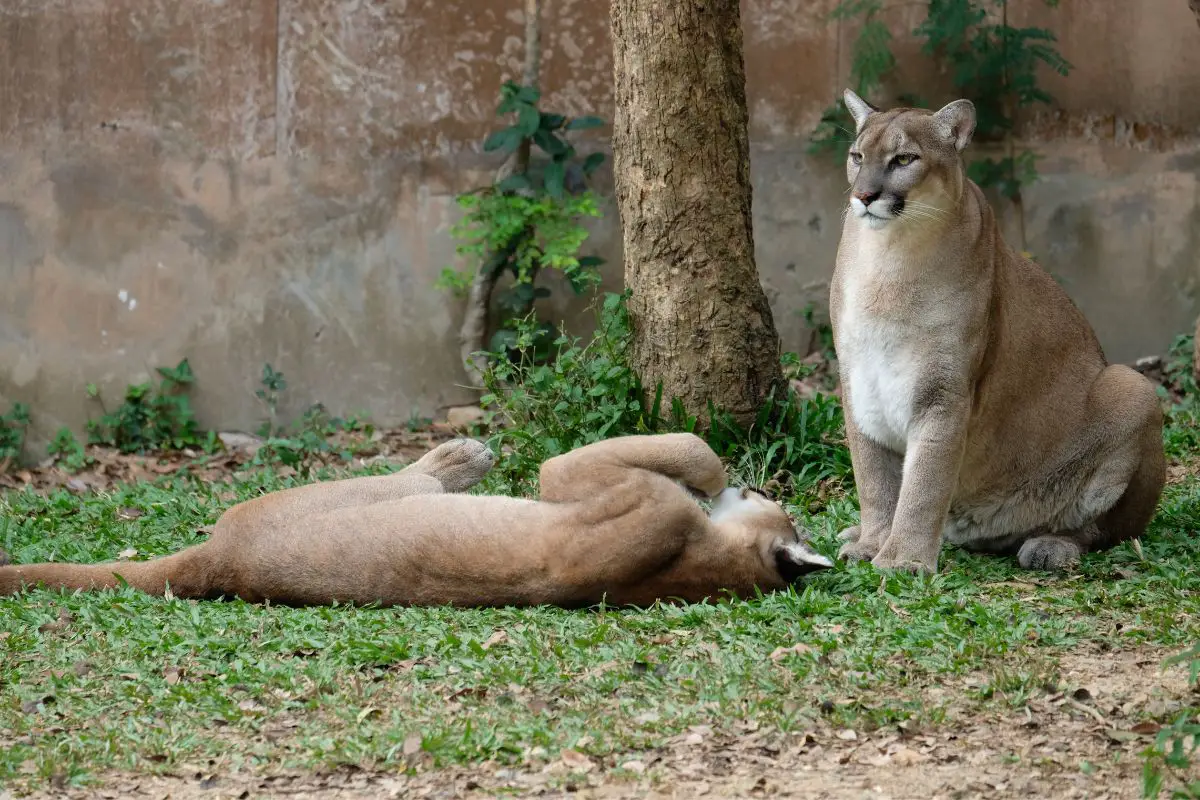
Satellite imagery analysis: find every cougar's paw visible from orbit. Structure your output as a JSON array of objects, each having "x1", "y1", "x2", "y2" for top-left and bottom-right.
[
  {"x1": 411, "y1": 438, "x2": 495, "y2": 492},
  {"x1": 837, "y1": 525, "x2": 862, "y2": 544},
  {"x1": 838, "y1": 536, "x2": 881, "y2": 563},
  {"x1": 870, "y1": 553, "x2": 938, "y2": 575},
  {"x1": 1017, "y1": 536, "x2": 1082, "y2": 572},
  {"x1": 871, "y1": 537, "x2": 939, "y2": 575}
]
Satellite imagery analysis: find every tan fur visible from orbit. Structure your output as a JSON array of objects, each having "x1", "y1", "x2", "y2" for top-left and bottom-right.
[
  {"x1": 831, "y1": 90, "x2": 1166, "y2": 574},
  {"x1": 0, "y1": 434, "x2": 832, "y2": 606}
]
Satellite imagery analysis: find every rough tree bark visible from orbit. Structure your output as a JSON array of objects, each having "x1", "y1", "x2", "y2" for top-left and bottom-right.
[
  {"x1": 609, "y1": 0, "x2": 783, "y2": 426},
  {"x1": 459, "y1": 0, "x2": 543, "y2": 388}
]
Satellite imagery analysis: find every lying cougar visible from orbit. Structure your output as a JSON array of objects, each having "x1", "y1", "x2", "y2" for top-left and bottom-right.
[
  {"x1": 0, "y1": 433, "x2": 832, "y2": 606},
  {"x1": 831, "y1": 89, "x2": 1166, "y2": 574}
]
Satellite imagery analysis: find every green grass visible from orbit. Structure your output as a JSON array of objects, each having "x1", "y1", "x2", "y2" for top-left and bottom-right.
[{"x1": 1, "y1": 450, "x2": 1198, "y2": 792}]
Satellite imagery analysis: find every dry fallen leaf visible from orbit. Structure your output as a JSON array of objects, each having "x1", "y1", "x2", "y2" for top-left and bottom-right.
[
  {"x1": 481, "y1": 630, "x2": 509, "y2": 650},
  {"x1": 117, "y1": 548, "x2": 138, "y2": 560},
  {"x1": 620, "y1": 759, "x2": 647, "y2": 774},
  {"x1": 116, "y1": 507, "x2": 144, "y2": 521},
  {"x1": 402, "y1": 733, "x2": 424, "y2": 767},
  {"x1": 559, "y1": 749, "x2": 594, "y2": 773},
  {"x1": 237, "y1": 699, "x2": 267, "y2": 714},
  {"x1": 770, "y1": 643, "x2": 815, "y2": 661},
  {"x1": 163, "y1": 666, "x2": 182, "y2": 686},
  {"x1": 38, "y1": 609, "x2": 74, "y2": 633},
  {"x1": 890, "y1": 745, "x2": 930, "y2": 765},
  {"x1": 835, "y1": 728, "x2": 858, "y2": 741}
]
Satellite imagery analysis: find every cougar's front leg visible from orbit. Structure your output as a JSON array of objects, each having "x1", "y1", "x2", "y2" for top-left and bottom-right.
[
  {"x1": 871, "y1": 400, "x2": 969, "y2": 574},
  {"x1": 838, "y1": 415, "x2": 903, "y2": 563},
  {"x1": 539, "y1": 433, "x2": 726, "y2": 504}
]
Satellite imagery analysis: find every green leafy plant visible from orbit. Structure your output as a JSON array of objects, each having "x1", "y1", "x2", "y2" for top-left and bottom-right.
[
  {"x1": 85, "y1": 360, "x2": 208, "y2": 454},
  {"x1": 47, "y1": 427, "x2": 92, "y2": 473},
  {"x1": 809, "y1": 0, "x2": 897, "y2": 158},
  {"x1": 441, "y1": 81, "x2": 608, "y2": 364},
  {"x1": 0, "y1": 401, "x2": 31, "y2": 469},
  {"x1": 1142, "y1": 644, "x2": 1200, "y2": 798},
  {"x1": 810, "y1": 0, "x2": 1070, "y2": 204},
  {"x1": 253, "y1": 403, "x2": 373, "y2": 476},
  {"x1": 1158, "y1": 333, "x2": 1200, "y2": 462},
  {"x1": 477, "y1": 292, "x2": 651, "y2": 496},
  {"x1": 476, "y1": 292, "x2": 850, "y2": 505},
  {"x1": 255, "y1": 363, "x2": 288, "y2": 437}
]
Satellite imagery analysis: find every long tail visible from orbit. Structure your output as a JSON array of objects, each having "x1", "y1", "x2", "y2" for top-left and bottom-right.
[{"x1": 0, "y1": 544, "x2": 216, "y2": 598}]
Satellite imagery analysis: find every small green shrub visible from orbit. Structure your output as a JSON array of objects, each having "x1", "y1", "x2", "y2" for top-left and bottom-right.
[
  {"x1": 476, "y1": 292, "x2": 852, "y2": 504},
  {"x1": 85, "y1": 359, "x2": 211, "y2": 453},
  {"x1": 253, "y1": 403, "x2": 374, "y2": 476},
  {"x1": 1141, "y1": 643, "x2": 1200, "y2": 798},
  {"x1": 1160, "y1": 334, "x2": 1200, "y2": 461},
  {"x1": 255, "y1": 362, "x2": 288, "y2": 437},
  {"x1": 440, "y1": 80, "x2": 608, "y2": 361},
  {"x1": 0, "y1": 401, "x2": 31, "y2": 468},
  {"x1": 47, "y1": 427, "x2": 92, "y2": 473},
  {"x1": 477, "y1": 292, "x2": 651, "y2": 496}
]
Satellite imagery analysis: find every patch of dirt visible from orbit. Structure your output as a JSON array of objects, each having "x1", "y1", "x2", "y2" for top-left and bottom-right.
[
  {"x1": 0, "y1": 427, "x2": 459, "y2": 495},
  {"x1": 16, "y1": 647, "x2": 1196, "y2": 800}
]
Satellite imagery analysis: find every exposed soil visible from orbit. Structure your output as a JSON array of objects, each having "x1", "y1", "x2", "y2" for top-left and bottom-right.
[
  {"x1": 15, "y1": 647, "x2": 1195, "y2": 800},
  {"x1": 0, "y1": 427, "x2": 457, "y2": 495}
]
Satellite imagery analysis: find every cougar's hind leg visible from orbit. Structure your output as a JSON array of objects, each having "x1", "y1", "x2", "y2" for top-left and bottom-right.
[
  {"x1": 1016, "y1": 526, "x2": 1093, "y2": 571},
  {"x1": 398, "y1": 438, "x2": 496, "y2": 493},
  {"x1": 538, "y1": 433, "x2": 726, "y2": 504},
  {"x1": 1017, "y1": 365, "x2": 1165, "y2": 571},
  {"x1": 1083, "y1": 365, "x2": 1166, "y2": 552}
]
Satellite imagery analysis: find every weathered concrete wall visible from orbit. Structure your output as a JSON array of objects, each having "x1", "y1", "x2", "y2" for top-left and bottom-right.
[{"x1": 1, "y1": 0, "x2": 1198, "y2": 448}]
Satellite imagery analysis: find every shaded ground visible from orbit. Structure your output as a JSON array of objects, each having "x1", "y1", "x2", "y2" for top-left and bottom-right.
[{"x1": 10, "y1": 648, "x2": 1193, "y2": 800}]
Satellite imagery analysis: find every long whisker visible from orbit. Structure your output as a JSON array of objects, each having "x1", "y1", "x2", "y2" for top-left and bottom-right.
[{"x1": 904, "y1": 201, "x2": 951, "y2": 219}]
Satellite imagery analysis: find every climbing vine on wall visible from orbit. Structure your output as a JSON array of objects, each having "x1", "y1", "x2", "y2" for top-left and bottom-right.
[{"x1": 810, "y1": 0, "x2": 1070, "y2": 205}]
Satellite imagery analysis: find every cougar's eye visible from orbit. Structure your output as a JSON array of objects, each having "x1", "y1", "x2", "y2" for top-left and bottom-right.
[
  {"x1": 849, "y1": 152, "x2": 863, "y2": 165},
  {"x1": 892, "y1": 153, "x2": 919, "y2": 167}
]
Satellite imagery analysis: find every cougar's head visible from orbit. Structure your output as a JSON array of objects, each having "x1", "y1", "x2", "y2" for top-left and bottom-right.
[
  {"x1": 841, "y1": 89, "x2": 976, "y2": 232},
  {"x1": 707, "y1": 486, "x2": 833, "y2": 585}
]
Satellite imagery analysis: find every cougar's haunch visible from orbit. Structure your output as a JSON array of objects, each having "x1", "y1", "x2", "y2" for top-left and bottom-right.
[
  {"x1": 0, "y1": 434, "x2": 833, "y2": 607},
  {"x1": 831, "y1": 89, "x2": 1166, "y2": 575}
]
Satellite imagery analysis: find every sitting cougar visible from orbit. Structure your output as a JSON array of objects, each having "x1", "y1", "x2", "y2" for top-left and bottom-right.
[
  {"x1": 831, "y1": 89, "x2": 1166, "y2": 574},
  {"x1": 0, "y1": 433, "x2": 832, "y2": 606}
]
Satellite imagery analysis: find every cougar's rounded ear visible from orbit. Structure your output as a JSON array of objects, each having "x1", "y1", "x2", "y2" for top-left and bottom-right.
[
  {"x1": 773, "y1": 540, "x2": 834, "y2": 583},
  {"x1": 932, "y1": 98, "x2": 976, "y2": 152},
  {"x1": 843, "y1": 89, "x2": 877, "y2": 132}
]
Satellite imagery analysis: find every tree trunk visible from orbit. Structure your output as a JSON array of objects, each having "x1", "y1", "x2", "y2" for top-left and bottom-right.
[{"x1": 609, "y1": 0, "x2": 783, "y2": 426}]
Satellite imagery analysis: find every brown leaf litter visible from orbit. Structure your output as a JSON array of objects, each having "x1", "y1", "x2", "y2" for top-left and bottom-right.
[{"x1": 14, "y1": 645, "x2": 1196, "y2": 800}]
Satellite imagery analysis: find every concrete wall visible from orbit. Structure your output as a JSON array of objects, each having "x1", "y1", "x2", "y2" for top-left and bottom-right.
[{"x1": 1, "y1": 0, "x2": 1199, "y2": 447}]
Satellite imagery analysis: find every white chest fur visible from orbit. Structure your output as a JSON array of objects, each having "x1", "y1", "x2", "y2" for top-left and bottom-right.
[
  {"x1": 840, "y1": 309, "x2": 920, "y2": 454},
  {"x1": 837, "y1": 251, "x2": 963, "y2": 455}
]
